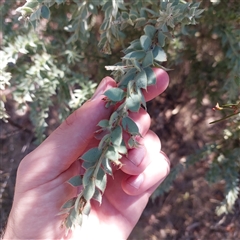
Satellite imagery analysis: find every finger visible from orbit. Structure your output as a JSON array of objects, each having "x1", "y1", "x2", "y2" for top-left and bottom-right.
[
  {"x1": 122, "y1": 151, "x2": 170, "y2": 196},
  {"x1": 121, "y1": 130, "x2": 161, "y2": 175},
  {"x1": 143, "y1": 68, "x2": 169, "y2": 102}
]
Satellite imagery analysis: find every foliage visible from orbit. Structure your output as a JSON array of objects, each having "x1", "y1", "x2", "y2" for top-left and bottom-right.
[
  {"x1": 1, "y1": 2, "x2": 97, "y2": 143},
  {"x1": 1, "y1": 0, "x2": 239, "y2": 232}
]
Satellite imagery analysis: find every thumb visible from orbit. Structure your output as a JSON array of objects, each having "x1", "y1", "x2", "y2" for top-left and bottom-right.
[{"x1": 20, "y1": 77, "x2": 116, "y2": 183}]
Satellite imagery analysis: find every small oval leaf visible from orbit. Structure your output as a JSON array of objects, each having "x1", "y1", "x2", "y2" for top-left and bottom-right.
[
  {"x1": 123, "y1": 50, "x2": 146, "y2": 60},
  {"x1": 93, "y1": 188, "x2": 102, "y2": 204},
  {"x1": 144, "y1": 25, "x2": 156, "y2": 39},
  {"x1": 61, "y1": 197, "x2": 77, "y2": 209},
  {"x1": 104, "y1": 88, "x2": 125, "y2": 102},
  {"x1": 140, "y1": 35, "x2": 152, "y2": 51},
  {"x1": 81, "y1": 148, "x2": 102, "y2": 162},
  {"x1": 98, "y1": 119, "x2": 109, "y2": 128},
  {"x1": 126, "y1": 93, "x2": 141, "y2": 112},
  {"x1": 82, "y1": 201, "x2": 91, "y2": 215},
  {"x1": 41, "y1": 5, "x2": 50, "y2": 19},
  {"x1": 68, "y1": 175, "x2": 82, "y2": 187},
  {"x1": 105, "y1": 146, "x2": 119, "y2": 161},
  {"x1": 135, "y1": 70, "x2": 148, "y2": 89},
  {"x1": 142, "y1": 50, "x2": 154, "y2": 68},
  {"x1": 110, "y1": 125, "x2": 123, "y2": 146},
  {"x1": 95, "y1": 168, "x2": 107, "y2": 193},
  {"x1": 83, "y1": 181, "x2": 95, "y2": 201},
  {"x1": 153, "y1": 45, "x2": 167, "y2": 62},
  {"x1": 102, "y1": 158, "x2": 113, "y2": 175},
  {"x1": 122, "y1": 116, "x2": 139, "y2": 135}
]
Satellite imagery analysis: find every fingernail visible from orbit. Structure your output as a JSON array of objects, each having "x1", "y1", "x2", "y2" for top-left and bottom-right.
[
  {"x1": 129, "y1": 146, "x2": 146, "y2": 166},
  {"x1": 91, "y1": 78, "x2": 108, "y2": 101},
  {"x1": 128, "y1": 174, "x2": 144, "y2": 189}
]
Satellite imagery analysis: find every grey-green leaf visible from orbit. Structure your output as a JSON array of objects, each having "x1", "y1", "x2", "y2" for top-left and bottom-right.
[
  {"x1": 83, "y1": 180, "x2": 95, "y2": 201},
  {"x1": 117, "y1": 141, "x2": 128, "y2": 155},
  {"x1": 110, "y1": 125, "x2": 122, "y2": 146},
  {"x1": 82, "y1": 201, "x2": 91, "y2": 215},
  {"x1": 104, "y1": 88, "x2": 125, "y2": 102},
  {"x1": 145, "y1": 67, "x2": 156, "y2": 85},
  {"x1": 105, "y1": 146, "x2": 119, "y2": 161},
  {"x1": 140, "y1": 35, "x2": 152, "y2": 51},
  {"x1": 144, "y1": 25, "x2": 156, "y2": 39},
  {"x1": 102, "y1": 158, "x2": 113, "y2": 175},
  {"x1": 81, "y1": 147, "x2": 102, "y2": 162},
  {"x1": 153, "y1": 45, "x2": 167, "y2": 62},
  {"x1": 126, "y1": 93, "x2": 141, "y2": 112},
  {"x1": 142, "y1": 50, "x2": 153, "y2": 68},
  {"x1": 41, "y1": 5, "x2": 50, "y2": 19},
  {"x1": 82, "y1": 167, "x2": 94, "y2": 187},
  {"x1": 98, "y1": 119, "x2": 109, "y2": 128},
  {"x1": 135, "y1": 70, "x2": 148, "y2": 90},
  {"x1": 68, "y1": 175, "x2": 82, "y2": 187},
  {"x1": 61, "y1": 197, "x2": 77, "y2": 209},
  {"x1": 95, "y1": 168, "x2": 107, "y2": 193},
  {"x1": 93, "y1": 188, "x2": 102, "y2": 204},
  {"x1": 123, "y1": 50, "x2": 146, "y2": 60},
  {"x1": 122, "y1": 116, "x2": 139, "y2": 135},
  {"x1": 158, "y1": 31, "x2": 166, "y2": 47}
]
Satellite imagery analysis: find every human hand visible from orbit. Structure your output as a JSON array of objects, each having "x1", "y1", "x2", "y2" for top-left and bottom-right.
[{"x1": 3, "y1": 69, "x2": 170, "y2": 240}]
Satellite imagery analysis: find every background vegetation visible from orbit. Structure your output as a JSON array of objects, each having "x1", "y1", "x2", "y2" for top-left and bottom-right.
[{"x1": 1, "y1": 0, "x2": 239, "y2": 238}]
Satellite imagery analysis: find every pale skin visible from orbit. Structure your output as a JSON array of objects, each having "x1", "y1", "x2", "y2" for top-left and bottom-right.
[{"x1": 3, "y1": 69, "x2": 170, "y2": 240}]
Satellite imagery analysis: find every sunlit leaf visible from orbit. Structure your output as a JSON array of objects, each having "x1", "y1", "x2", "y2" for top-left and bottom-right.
[
  {"x1": 153, "y1": 45, "x2": 167, "y2": 62},
  {"x1": 93, "y1": 188, "x2": 102, "y2": 204},
  {"x1": 98, "y1": 119, "x2": 109, "y2": 128},
  {"x1": 116, "y1": 141, "x2": 128, "y2": 154},
  {"x1": 82, "y1": 201, "x2": 91, "y2": 215},
  {"x1": 102, "y1": 158, "x2": 113, "y2": 175},
  {"x1": 105, "y1": 146, "x2": 119, "y2": 161}
]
